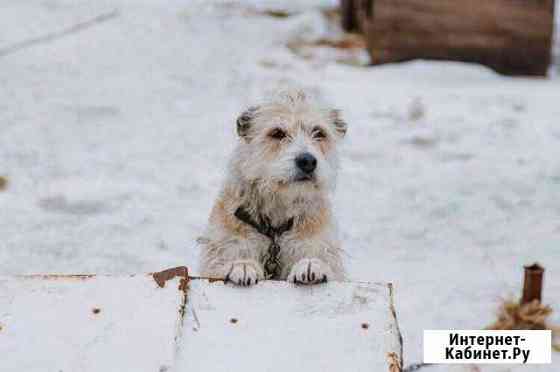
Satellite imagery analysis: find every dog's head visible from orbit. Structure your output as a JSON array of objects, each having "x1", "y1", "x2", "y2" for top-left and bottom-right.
[{"x1": 230, "y1": 90, "x2": 347, "y2": 198}]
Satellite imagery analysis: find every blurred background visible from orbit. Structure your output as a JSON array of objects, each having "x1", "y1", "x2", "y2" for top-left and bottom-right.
[{"x1": 0, "y1": 0, "x2": 559, "y2": 368}]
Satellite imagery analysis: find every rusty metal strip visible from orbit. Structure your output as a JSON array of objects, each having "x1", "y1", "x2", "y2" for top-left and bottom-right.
[{"x1": 152, "y1": 266, "x2": 189, "y2": 292}]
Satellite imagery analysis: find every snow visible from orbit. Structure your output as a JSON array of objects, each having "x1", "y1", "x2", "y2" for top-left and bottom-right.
[{"x1": 0, "y1": 0, "x2": 559, "y2": 369}]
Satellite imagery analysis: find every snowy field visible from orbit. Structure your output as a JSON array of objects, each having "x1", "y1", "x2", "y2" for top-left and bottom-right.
[{"x1": 1, "y1": 0, "x2": 559, "y2": 368}]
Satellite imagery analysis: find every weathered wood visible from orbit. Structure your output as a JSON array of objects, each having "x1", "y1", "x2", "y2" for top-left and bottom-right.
[
  {"x1": 0, "y1": 274, "x2": 184, "y2": 372},
  {"x1": 176, "y1": 279, "x2": 403, "y2": 372},
  {"x1": 362, "y1": 0, "x2": 555, "y2": 76},
  {"x1": 0, "y1": 273, "x2": 402, "y2": 372}
]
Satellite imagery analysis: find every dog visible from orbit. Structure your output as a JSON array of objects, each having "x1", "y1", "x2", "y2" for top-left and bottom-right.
[{"x1": 198, "y1": 90, "x2": 347, "y2": 286}]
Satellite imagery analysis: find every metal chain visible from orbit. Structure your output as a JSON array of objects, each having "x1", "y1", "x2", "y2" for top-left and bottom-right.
[{"x1": 263, "y1": 240, "x2": 281, "y2": 279}]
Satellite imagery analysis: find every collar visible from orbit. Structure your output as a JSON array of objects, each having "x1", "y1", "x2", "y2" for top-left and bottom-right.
[{"x1": 234, "y1": 206, "x2": 294, "y2": 240}]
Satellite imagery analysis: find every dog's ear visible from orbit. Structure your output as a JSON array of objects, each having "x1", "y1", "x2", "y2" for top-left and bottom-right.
[
  {"x1": 236, "y1": 106, "x2": 259, "y2": 140},
  {"x1": 329, "y1": 109, "x2": 347, "y2": 138}
]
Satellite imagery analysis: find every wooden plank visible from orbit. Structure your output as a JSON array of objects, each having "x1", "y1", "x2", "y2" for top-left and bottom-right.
[
  {"x1": 362, "y1": 0, "x2": 555, "y2": 76},
  {"x1": 0, "y1": 275, "x2": 184, "y2": 372},
  {"x1": 0, "y1": 274, "x2": 402, "y2": 371},
  {"x1": 176, "y1": 279, "x2": 402, "y2": 372}
]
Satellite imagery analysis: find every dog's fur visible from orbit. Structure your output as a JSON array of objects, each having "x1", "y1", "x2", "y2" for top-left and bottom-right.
[{"x1": 198, "y1": 90, "x2": 347, "y2": 285}]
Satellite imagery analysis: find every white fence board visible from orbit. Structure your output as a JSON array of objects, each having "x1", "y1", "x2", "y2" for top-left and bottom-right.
[
  {"x1": 0, "y1": 273, "x2": 402, "y2": 372},
  {"x1": 177, "y1": 279, "x2": 402, "y2": 372},
  {"x1": 0, "y1": 275, "x2": 182, "y2": 372}
]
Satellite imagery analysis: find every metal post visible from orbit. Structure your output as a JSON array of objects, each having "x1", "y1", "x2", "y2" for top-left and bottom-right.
[{"x1": 521, "y1": 263, "x2": 544, "y2": 305}]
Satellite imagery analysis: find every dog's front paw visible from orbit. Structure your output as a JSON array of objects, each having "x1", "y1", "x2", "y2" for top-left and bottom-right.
[
  {"x1": 225, "y1": 260, "x2": 264, "y2": 286},
  {"x1": 288, "y1": 258, "x2": 332, "y2": 285}
]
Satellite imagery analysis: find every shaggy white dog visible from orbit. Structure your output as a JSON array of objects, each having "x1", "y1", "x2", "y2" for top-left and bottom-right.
[{"x1": 198, "y1": 90, "x2": 347, "y2": 286}]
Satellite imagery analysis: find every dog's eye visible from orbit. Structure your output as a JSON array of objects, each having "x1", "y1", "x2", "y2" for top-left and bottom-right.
[
  {"x1": 268, "y1": 128, "x2": 287, "y2": 140},
  {"x1": 312, "y1": 128, "x2": 327, "y2": 140}
]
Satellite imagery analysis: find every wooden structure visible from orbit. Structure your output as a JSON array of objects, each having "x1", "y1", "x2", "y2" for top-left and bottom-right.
[
  {"x1": 0, "y1": 268, "x2": 403, "y2": 372},
  {"x1": 341, "y1": 0, "x2": 555, "y2": 76}
]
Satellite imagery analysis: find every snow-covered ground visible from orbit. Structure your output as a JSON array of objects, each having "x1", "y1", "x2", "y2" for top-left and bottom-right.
[{"x1": 1, "y1": 0, "x2": 559, "y2": 368}]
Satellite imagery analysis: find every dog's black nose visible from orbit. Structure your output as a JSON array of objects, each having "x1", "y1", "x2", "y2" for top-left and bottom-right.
[{"x1": 295, "y1": 153, "x2": 317, "y2": 174}]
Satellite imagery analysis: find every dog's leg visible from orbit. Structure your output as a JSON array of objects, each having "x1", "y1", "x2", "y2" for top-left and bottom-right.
[
  {"x1": 198, "y1": 236, "x2": 265, "y2": 286},
  {"x1": 281, "y1": 235, "x2": 345, "y2": 285},
  {"x1": 287, "y1": 257, "x2": 333, "y2": 284},
  {"x1": 224, "y1": 259, "x2": 264, "y2": 286}
]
